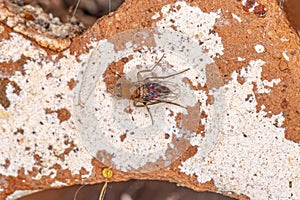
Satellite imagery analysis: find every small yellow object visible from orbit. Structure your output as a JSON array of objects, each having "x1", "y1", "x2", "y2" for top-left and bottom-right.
[
  {"x1": 98, "y1": 168, "x2": 113, "y2": 200},
  {"x1": 75, "y1": 168, "x2": 114, "y2": 200},
  {"x1": 102, "y1": 168, "x2": 113, "y2": 179}
]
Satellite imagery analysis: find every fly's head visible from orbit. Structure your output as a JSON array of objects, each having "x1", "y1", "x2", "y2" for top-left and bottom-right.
[{"x1": 112, "y1": 77, "x2": 136, "y2": 99}]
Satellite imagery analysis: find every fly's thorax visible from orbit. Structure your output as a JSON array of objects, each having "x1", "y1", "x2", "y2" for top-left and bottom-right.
[
  {"x1": 130, "y1": 85, "x2": 143, "y2": 100},
  {"x1": 141, "y1": 85, "x2": 149, "y2": 99}
]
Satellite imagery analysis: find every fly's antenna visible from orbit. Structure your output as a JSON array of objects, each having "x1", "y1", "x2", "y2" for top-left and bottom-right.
[
  {"x1": 70, "y1": 0, "x2": 81, "y2": 23},
  {"x1": 108, "y1": 0, "x2": 112, "y2": 14}
]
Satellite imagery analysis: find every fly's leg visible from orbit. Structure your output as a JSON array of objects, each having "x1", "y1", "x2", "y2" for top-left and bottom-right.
[
  {"x1": 155, "y1": 99, "x2": 186, "y2": 108},
  {"x1": 143, "y1": 68, "x2": 190, "y2": 82},
  {"x1": 70, "y1": 0, "x2": 81, "y2": 22},
  {"x1": 132, "y1": 99, "x2": 154, "y2": 125},
  {"x1": 144, "y1": 103, "x2": 154, "y2": 125},
  {"x1": 131, "y1": 98, "x2": 186, "y2": 125},
  {"x1": 137, "y1": 54, "x2": 165, "y2": 81}
]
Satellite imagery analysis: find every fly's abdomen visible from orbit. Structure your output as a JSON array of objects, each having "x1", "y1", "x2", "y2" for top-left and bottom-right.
[{"x1": 145, "y1": 82, "x2": 178, "y2": 100}]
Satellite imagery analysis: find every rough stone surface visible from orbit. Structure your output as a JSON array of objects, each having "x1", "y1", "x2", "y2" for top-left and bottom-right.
[{"x1": 0, "y1": 0, "x2": 300, "y2": 199}]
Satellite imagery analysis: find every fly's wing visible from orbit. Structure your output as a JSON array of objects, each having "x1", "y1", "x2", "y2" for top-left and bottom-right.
[{"x1": 144, "y1": 81, "x2": 180, "y2": 101}]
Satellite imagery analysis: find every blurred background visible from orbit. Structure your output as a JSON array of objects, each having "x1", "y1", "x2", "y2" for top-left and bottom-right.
[
  {"x1": 277, "y1": 0, "x2": 300, "y2": 36},
  {"x1": 20, "y1": 180, "x2": 237, "y2": 200},
  {"x1": 9, "y1": 0, "x2": 300, "y2": 35}
]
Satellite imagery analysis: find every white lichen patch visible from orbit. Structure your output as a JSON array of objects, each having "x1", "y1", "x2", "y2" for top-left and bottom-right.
[
  {"x1": 237, "y1": 57, "x2": 246, "y2": 61},
  {"x1": 179, "y1": 59, "x2": 300, "y2": 199},
  {"x1": 6, "y1": 190, "x2": 41, "y2": 200},
  {"x1": 231, "y1": 13, "x2": 242, "y2": 23},
  {"x1": 157, "y1": 1, "x2": 224, "y2": 58},
  {"x1": 0, "y1": 32, "x2": 93, "y2": 179},
  {"x1": 282, "y1": 50, "x2": 290, "y2": 61},
  {"x1": 0, "y1": 33, "x2": 44, "y2": 62},
  {"x1": 242, "y1": 0, "x2": 259, "y2": 12},
  {"x1": 151, "y1": 12, "x2": 160, "y2": 20},
  {"x1": 50, "y1": 181, "x2": 68, "y2": 187},
  {"x1": 240, "y1": 60, "x2": 281, "y2": 94},
  {"x1": 254, "y1": 44, "x2": 265, "y2": 53},
  {"x1": 280, "y1": 37, "x2": 289, "y2": 42},
  {"x1": 73, "y1": 2, "x2": 225, "y2": 172}
]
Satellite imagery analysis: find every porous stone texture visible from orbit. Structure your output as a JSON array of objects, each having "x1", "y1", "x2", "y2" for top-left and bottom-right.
[{"x1": 0, "y1": 0, "x2": 299, "y2": 199}]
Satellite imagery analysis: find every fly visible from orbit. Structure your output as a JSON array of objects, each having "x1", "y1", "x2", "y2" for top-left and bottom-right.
[{"x1": 114, "y1": 54, "x2": 190, "y2": 124}]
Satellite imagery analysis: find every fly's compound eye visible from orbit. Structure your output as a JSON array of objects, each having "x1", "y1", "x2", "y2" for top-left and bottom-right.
[
  {"x1": 114, "y1": 82, "x2": 122, "y2": 97},
  {"x1": 116, "y1": 83, "x2": 122, "y2": 88}
]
